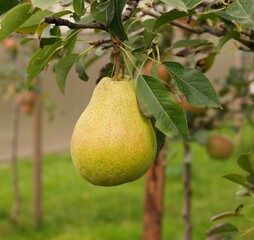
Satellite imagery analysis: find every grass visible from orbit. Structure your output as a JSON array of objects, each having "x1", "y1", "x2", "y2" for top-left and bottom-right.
[{"x1": 0, "y1": 139, "x2": 254, "y2": 240}]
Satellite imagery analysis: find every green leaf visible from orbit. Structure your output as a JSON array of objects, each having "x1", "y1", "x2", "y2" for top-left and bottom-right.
[
  {"x1": 226, "y1": 0, "x2": 254, "y2": 28},
  {"x1": 161, "y1": 0, "x2": 187, "y2": 12},
  {"x1": 76, "y1": 56, "x2": 89, "y2": 81},
  {"x1": 91, "y1": 0, "x2": 114, "y2": 26},
  {"x1": 31, "y1": 0, "x2": 60, "y2": 10},
  {"x1": 0, "y1": 0, "x2": 20, "y2": 16},
  {"x1": 143, "y1": 18, "x2": 157, "y2": 46},
  {"x1": 17, "y1": 9, "x2": 53, "y2": 34},
  {"x1": 223, "y1": 173, "x2": 250, "y2": 189},
  {"x1": 153, "y1": 10, "x2": 189, "y2": 31},
  {"x1": 108, "y1": 0, "x2": 128, "y2": 40},
  {"x1": 137, "y1": 75, "x2": 189, "y2": 141},
  {"x1": 63, "y1": 29, "x2": 80, "y2": 55},
  {"x1": 163, "y1": 62, "x2": 220, "y2": 108},
  {"x1": 172, "y1": 39, "x2": 211, "y2": 48},
  {"x1": 182, "y1": 0, "x2": 204, "y2": 9},
  {"x1": 55, "y1": 54, "x2": 78, "y2": 93},
  {"x1": 237, "y1": 153, "x2": 254, "y2": 174},
  {"x1": 207, "y1": 223, "x2": 238, "y2": 237},
  {"x1": 73, "y1": 0, "x2": 85, "y2": 16},
  {"x1": 0, "y1": 3, "x2": 32, "y2": 41},
  {"x1": 26, "y1": 41, "x2": 63, "y2": 84},
  {"x1": 216, "y1": 31, "x2": 240, "y2": 51}
]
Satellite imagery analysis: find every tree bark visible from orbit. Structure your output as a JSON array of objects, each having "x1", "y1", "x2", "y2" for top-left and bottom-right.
[
  {"x1": 10, "y1": 102, "x2": 22, "y2": 223},
  {"x1": 33, "y1": 86, "x2": 43, "y2": 226},
  {"x1": 142, "y1": 145, "x2": 167, "y2": 240},
  {"x1": 182, "y1": 143, "x2": 192, "y2": 240}
]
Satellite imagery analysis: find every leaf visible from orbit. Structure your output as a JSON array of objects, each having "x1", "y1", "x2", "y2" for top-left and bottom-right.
[
  {"x1": 216, "y1": 31, "x2": 240, "y2": 51},
  {"x1": 31, "y1": 0, "x2": 60, "y2": 10},
  {"x1": 76, "y1": 56, "x2": 89, "y2": 81},
  {"x1": 0, "y1": 3, "x2": 32, "y2": 41},
  {"x1": 182, "y1": 0, "x2": 204, "y2": 9},
  {"x1": 0, "y1": 0, "x2": 20, "y2": 16},
  {"x1": 108, "y1": 0, "x2": 128, "y2": 40},
  {"x1": 63, "y1": 29, "x2": 80, "y2": 55},
  {"x1": 226, "y1": 0, "x2": 254, "y2": 28},
  {"x1": 160, "y1": 0, "x2": 187, "y2": 12},
  {"x1": 26, "y1": 41, "x2": 63, "y2": 84},
  {"x1": 17, "y1": 9, "x2": 53, "y2": 34},
  {"x1": 163, "y1": 62, "x2": 220, "y2": 108},
  {"x1": 143, "y1": 18, "x2": 157, "y2": 46},
  {"x1": 223, "y1": 173, "x2": 250, "y2": 189},
  {"x1": 137, "y1": 75, "x2": 189, "y2": 141},
  {"x1": 153, "y1": 10, "x2": 189, "y2": 31},
  {"x1": 237, "y1": 153, "x2": 254, "y2": 174},
  {"x1": 73, "y1": 0, "x2": 85, "y2": 16},
  {"x1": 55, "y1": 54, "x2": 78, "y2": 93},
  {"x1": 207, "y1": 223, "x2": 238, "y2": 238},
  {"x1": 91, "y1": 0, "x2": 115, "y2": 26}
]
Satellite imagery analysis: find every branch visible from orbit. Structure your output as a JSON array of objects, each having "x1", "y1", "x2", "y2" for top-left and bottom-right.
[
  {"x1": 122, "y1": 0, "x2": 140, "y2": 21},
  {"x1": 44, "y1": 16, "x2": 106, "y2": 30},
  {"x1": 44, "y1": 0, "x2": 140, "y2": 32},
  {"x1": 144, "y1": 9, "x2": 254, "y2": 51}
]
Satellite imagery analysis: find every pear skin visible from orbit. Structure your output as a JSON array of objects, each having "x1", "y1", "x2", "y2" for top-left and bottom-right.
[{"x1": 70, "y1": 76, "x2": 157, "y2": 186}]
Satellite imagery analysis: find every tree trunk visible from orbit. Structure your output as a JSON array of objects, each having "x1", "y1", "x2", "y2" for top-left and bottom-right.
[
  {"x1": 33, "y1": 86, "x2": 43, "y2": 226},
  {"x1": 142, "y1": 145, "x2": 166, "y2": 240},
  {"x1": 182, "y1": 143, "x2": 192, "y2": 240},
  {"x1": 10, "y1": 102, "x2": 22, "y2": 223}
]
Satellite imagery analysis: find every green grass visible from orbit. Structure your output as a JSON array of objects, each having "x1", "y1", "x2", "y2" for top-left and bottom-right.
[{"x1": 0, "y1": 140, "x2": 254, "y2": 240}]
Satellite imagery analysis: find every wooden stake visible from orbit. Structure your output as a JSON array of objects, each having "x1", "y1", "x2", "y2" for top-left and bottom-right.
[
  {"x1": 33, "y1": 83, "x2": 43, "y2": 226},
  {"x1": 182, "y1": 143, "x2": 192, "y2": 240},
  {"x1": 10, "y1": 101, "x2": 22, "y2": 223},
  {"x1": 142, "y1": 145, "x2": 166, "y2": 240}
]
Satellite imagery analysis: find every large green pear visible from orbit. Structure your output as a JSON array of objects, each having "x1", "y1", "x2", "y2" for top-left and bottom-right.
[{"x1": 70, "y1": 76, "x2": 157, "y2": 186}]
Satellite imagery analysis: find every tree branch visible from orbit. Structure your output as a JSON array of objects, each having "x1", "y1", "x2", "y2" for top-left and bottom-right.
[
  {"x1": 122, "y1": 0, "x2": 140, "y2": 21},
  {"x1": 44, "y1": 16, "x2": 106, "y2": 30},
  {"x1": 144, "y1": 9, "x2": 254, "y2": 51}
]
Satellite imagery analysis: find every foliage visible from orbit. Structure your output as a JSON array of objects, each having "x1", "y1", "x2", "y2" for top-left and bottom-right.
[
  {"x1": 208, "y1": 151, "x2": 254, "y2": 239},
  {"x1": 3, "y1": 0, "x2": 254, "y2": 140}
]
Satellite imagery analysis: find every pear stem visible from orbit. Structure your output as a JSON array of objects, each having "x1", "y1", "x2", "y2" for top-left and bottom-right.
[{"x1": 112, "y1": 36, "x2": 122, "y2": 80}]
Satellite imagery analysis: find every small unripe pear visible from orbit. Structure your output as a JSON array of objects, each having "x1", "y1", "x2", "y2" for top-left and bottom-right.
[
  {"x1": 70, "y1": 76, "x2": 157, "y2": 186},
  {"x1": 206, "y1": 135, "x2": 234, "y2": 160}
]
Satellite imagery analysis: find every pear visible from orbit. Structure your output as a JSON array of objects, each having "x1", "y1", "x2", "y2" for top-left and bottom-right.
[{"x1": 70, "y1": 76, "x2": 157, "y2": 186}]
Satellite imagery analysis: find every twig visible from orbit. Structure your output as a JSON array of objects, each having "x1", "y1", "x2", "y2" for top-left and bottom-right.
[
  {"x1": 44, "y1": 16, "x2": 106, "y2": 30},
  {"x1": 122, "y1": 0, "x2": 140, "y2": 21}
]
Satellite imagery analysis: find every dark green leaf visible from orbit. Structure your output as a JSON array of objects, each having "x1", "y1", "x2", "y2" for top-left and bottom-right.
[
  {"x1": 226, "y1": 0, "x2": 254, "y2": 29},
  {"x1": 73, "y1": 0, "x2": 85, "y2": 16},
  {"x1": 76, "y1": 56, "x2": 89, "y2": 81},
  {"x1": 137, "y1": 75, "x2": 189, "y2": 141},
  {"x1": 0, "y1": 3, "x2": 32, "y2": 41},
  {"x1": 237, "y1": 153, "x2": 254, "y2": 174},
  {"x1": 91, "y1": 0, "x2": 114, "y2": 26},
  {"x1": 26, "y1": 41, "x2": 63, "y2": 84},
  {"x1": 55, "y1": 54, "x2": 78, "y2": 93},
  {"x1": 223, "y1": 173, "x2": 250, "y2": 189},
  {"x1": 163, "y1": 62, "x2": 220, "y2": 108},
  {"x1": 16, "y1": 9, "x2": 53, "y2": 34},
  {"x1": 216, "y1": 31, "x2": 240, "y2": 51},
  {"x1": 63, "y1": 29, "x2": 80, "y2": 55},
  {"x1": 108, "y1": 0, "x2": 128, "y2": 40},
  {"x1": 153, "y1": 10, "x2": 189, "y2": 31},
  {"x1": 143, "y1": 18, "x2": 157, "y2": 46},
  {"x1": 207, "y1": 223, "x2": 238, "y2": 237},
  {"x1": 0, "y1": 0, "x2": 20, "y2": 16}
]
